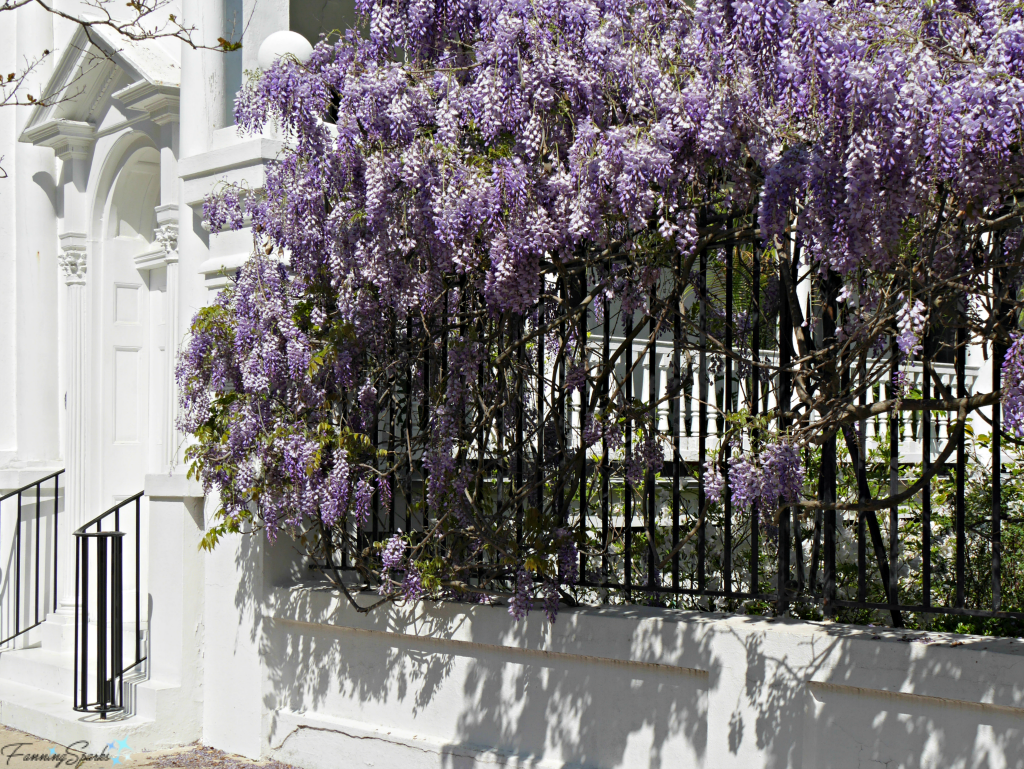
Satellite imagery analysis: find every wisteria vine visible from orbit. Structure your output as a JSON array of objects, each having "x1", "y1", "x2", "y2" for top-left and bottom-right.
[{"x1": 179, "y1": 0, "x2": 1024, "y2": 619}]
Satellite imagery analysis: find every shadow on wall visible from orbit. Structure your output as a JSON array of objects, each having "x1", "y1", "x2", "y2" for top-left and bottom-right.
[
  {"x1": 234, "y1": 536, "x2": 1024, "y2": 769},
  {"x1": 0, "y1": 491, "x2": 60, "y2": 646},
  {"x1": 435, "y1": 613, "x2": 712, "y2": 769},
  {"x1": 259, "y1": 591, "x2": 714, "y2": 768},
  {"x1": 799, "y1": 624, "x2": 1024, "y2": 769}
]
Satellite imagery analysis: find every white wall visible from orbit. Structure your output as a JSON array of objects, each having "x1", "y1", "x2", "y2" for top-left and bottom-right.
[{"x1": 187, "y1": 530, "x2": 1024, "y2": 769}]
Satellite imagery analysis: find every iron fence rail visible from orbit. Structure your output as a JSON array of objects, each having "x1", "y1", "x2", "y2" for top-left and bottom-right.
[{"x1": 327, "y1": 239, "x2": 1016, "y2": 630}]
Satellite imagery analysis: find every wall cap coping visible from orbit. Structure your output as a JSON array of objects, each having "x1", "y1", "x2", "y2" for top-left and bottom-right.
[
  {"x1": 266, "y1": 581, "x2": 1024, "y2": 712},
  {"x1": 145, "y1": 473, "x2": 204, "y2": 500},
  {"x1": 179, "y1": 137, "x2": 286, "y2": 183}
]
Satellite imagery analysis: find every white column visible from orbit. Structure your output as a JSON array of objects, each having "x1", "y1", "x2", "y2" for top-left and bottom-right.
[
  {"x1": 180, "y1": 0, "x2": 229, "y2": 158},
  {"x1": 13, "y1": 5, "x2": 59, "y2": 468},
  {"x1": 57, "y1": 232, "x2": 87, "y2": 610}
]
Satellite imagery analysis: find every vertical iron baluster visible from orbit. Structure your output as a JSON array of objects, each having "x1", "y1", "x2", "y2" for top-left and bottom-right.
[
  {"x1": 750, "y1": 244, "x2": 760, "y2": 596},
  {"x1": 54, "y1": 475, "x2": 60, "y2": 612},
  {"x1": 406, "y1": 316, "x2": 414, "y2": 535},
  {"x1": 992, "y1": 266, "x2": 1003, "y2": 611},
  {"x1": 922, "y1": 339, "x2": 932, "y2": 610},
  {"x1": 777, "y1": 250, "x2": 792, "y2": 614},
  {"x1": 72, "y1": 538, "x2": 78, "y2": 709},
  {"x1": 857, "y1": 356, "x2": 867, "y2": 603},
  {"x1": 889, "y1": 347, "x2": 899, "y2": 612},
  {"x1": 698, "y1": 242, "x2": 708, "y2": 595},
  {"x1": 475, "y1": 305, "x2": 486, "y2": 587},
  {"x1": 388, "y1": 360, "x2": 396, "y2": 534},
  {"x1": 624, "y1": 311, "x2": 633, "y2": 600},
  {"x1": 579, "y1": 273, "x2": 589, "y2": 584},
  {"x1": 723, "y1": 242, "x2": 733, "y2": 597},
  {"x1": 79, "y1": 537, "x2": 87, "y2": 709},
  {"x1": 496, "y1": 321, "x2": 507, "y2": 558},
  {"x1": 516, "y1": 317, "x2": 525, "y2": 554},
  {"x1": 97, "y1": 537, "x2": 107, "y2": 716},
  {"x1": 372, "y1": 389, "x2": 380, "y2": 544},
  {"x1": 556, "y1": 278, "x2": 566, "y2": 528},
  {"x1": 955, "y1": 310, "x2": 966, "y2": 608},
  {"x1": 602, "y1": 299, "x2": 610, "y2": 586},
  {"x1": 536, "y1": 301, "x2": 545, "y2": 522},
  {"x1": 822, "y1": 278, "x2": 837, "y2": 616},
  {"x1": 477, "y1": 317, "x2": 487, "y2": 543},
  {"x1": 672, "y1": 259, "x2": 682, "y2": 593},
  {"x1": 112, "y1": 535, "x2": 123, "y2": 711},
  {"x1": 35, "y1": 483, "x2": 41, "y2": 625},
  {"x1": 647, "y1": 289, "x2": 657, "y2": 590},
  {"x1": 791, "y1": 248, "x2": 806, "y2": 595},
  {"x1": 422, "y1": 315, "x2": 431, "y2": 533},
  {"x1": 15, "y1": 492, "x2": 21, "y2": 637},
  {"x1": 136, "y1": 496, "x2": 142, "y2": 664}
]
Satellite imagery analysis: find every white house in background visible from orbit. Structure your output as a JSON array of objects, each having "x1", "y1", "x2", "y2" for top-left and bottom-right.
[{"x1": 0, "y1": 4, "x2": 1023, "y2": 769}]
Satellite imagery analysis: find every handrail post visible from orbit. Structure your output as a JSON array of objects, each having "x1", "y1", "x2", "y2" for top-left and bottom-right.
[
  {"x1": 112, "y1": 535, "x2": 124, "y2": 712},
  {"x1": 72, "y1": 492, "x2": 144, "y2": 716},
  {"x1": 97, "y1": 535, "x2": 107, "y2": 717},
  {"x1": 15, "y1": 492, "x2": 21, "y2": 638},
  {"x1": 35, "y1": 482, "x2": 41, "y2": 625}
]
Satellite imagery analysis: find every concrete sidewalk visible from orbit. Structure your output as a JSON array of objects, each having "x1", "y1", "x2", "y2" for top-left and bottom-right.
[{"x1": 0, "y1": 724, "x2": 298, "y2": 768}]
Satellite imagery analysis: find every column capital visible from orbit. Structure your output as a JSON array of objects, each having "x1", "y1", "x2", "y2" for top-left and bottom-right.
[
  {"x1": 58, "y1": 232, "x2": 88, "y2": 286},
  {"x1": 155, "y1": 203, "x2": 179, "y2": 260}
]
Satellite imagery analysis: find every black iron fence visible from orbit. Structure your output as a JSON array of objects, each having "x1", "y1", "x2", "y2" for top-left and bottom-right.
[
  {"x1": 330, "y1": 238, "x2": 1016, "y2": 632},
  {"x1": 74, "y1": 491, "x2": 145, "y2": 717},
  {"x1": 0, "y1": 470, "x2": 63, "y2": 646}
]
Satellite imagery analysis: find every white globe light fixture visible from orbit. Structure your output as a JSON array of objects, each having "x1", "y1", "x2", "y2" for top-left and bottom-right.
[{"x1": 257, "y1": 31, "x2": 314, "y2": 71}]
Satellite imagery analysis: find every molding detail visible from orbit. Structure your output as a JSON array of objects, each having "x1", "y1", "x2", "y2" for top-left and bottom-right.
[
  {"x1": 114, "y1": 80, "x2": 180, "y2": 125},
  {"x1": 58, "y1": 232, "x2": 88, "y2": 286},
  {"x1": 136, "y1": 204, "x2": 180, "y2": 271},
  {"x1": 21, "y1": 119, "x2": 96, "y2": 161},
  {"x1": 155, "y1": 203, "x2": 179, "y2": 261}
]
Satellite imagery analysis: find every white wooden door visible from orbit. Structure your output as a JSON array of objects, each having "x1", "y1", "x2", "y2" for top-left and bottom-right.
[{"x1": 101, "y1": 237, "x2": 150, "y2": 504}]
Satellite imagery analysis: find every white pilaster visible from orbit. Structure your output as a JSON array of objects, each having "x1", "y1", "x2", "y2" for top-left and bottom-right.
[
  {"x1": 149, "y1": 205, "x2": 182, "y2": 471},
  {"x1": 57, "y1": 232, "x2": 87, "y2": 610}
]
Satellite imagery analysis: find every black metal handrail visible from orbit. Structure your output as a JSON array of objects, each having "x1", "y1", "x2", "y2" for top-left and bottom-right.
[
  {"x1": 0, "y1": 470, "x2": 64, "y2": 647},
  {"x1": 73, "y1": 491, "x2": 145, "y2": 718}
]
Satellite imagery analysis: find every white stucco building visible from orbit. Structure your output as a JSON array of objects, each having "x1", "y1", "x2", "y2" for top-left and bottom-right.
[{"x1": 1, "y1": 4, "x2": 1024, "y2": 768}]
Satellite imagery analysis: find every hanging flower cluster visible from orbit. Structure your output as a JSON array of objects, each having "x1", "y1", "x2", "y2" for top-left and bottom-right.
[{"x1": 705, "y1": 442, "x2": 805, "y2": 521}]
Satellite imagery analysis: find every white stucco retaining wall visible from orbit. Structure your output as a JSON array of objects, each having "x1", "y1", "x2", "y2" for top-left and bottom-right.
[{"x1": 192, "y1": 532, "x2": 1024, "y2": 769}]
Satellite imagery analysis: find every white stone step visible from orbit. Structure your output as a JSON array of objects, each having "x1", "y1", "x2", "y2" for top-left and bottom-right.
[
  {"x1": 0, "y1": 628, "x2": 144, "y2": 696},
  {"x1": 0, "y1": 646, "x2": 73, "y2": 695},
  {"x1": 0, "y1": 676, "x2": 161, "y2": 753},
  {"x1": 39, "y1": 612, "x2": 146, "y2": 656}
]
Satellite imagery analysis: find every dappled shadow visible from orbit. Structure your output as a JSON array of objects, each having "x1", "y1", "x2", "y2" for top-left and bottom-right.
[
  {"x1": 724, "y1": 616, "x2": 1024, "y2": 769},
  {"x1": 437, "y1": 607, "x2": 714, "y2": 769},
  {"x1": 251, "y1": 532, "x2": 1024, "y2": 769},
  {"x1": 258, "y1": 580, "x2": 462, "y2": 749},
  {"x1": 258, "y1": 556, "x2": 717, "y2": 769}
]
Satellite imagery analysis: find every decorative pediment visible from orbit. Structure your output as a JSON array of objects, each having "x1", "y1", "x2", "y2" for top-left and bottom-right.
[{"x1": 20, "y1": 23, "x2": 180, "y2": 157}]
